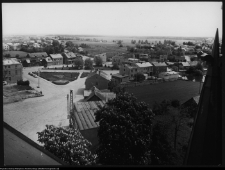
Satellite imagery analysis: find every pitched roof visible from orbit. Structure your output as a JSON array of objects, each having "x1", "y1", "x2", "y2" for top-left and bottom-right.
[
  {"x1": 84, "y1": 86, "x2": 116, "y2": 101},
  {"x1": 45, "y1": 57, "x2": 53, "y2": 62},
  {"x1": 188, "y1": 61, "x2": 198, "y2": 66},
  {"x1": 64, "y1": 52, "x2": 76, "y2": 58},
  {"x1": 112, "y1": 73, "x2": 129, "y2": 78},
  {"x1": 181, "y1": 62, "x2": 190, "y2": 67},
  {"x1": 73, "y1": 101, "x2": 107, "y2": 130},
  {"x1": 4, "y1": 122, "x2": 68, "y2": 165},
  {"x1": 29, "y1": 52, "x2": 48, "y2": 58},
  {"x1": 151, "y1": 62, "x2": 167, "y2": 67},
  {"x1": 3, "y1": 58, "x2": 21, "y2": 65},
  {"x1": 166, "y1": 62, "x2": 174, "y2": 65},
  {"x1": 135, "y1": 62, "x2": 152, "y2": 67},
  {"x1": 87, "y1": 70, "x2": 110, "y2": 81},
  {"x1": 50, "y1": 54, "x2": 63, "y2": 59}
]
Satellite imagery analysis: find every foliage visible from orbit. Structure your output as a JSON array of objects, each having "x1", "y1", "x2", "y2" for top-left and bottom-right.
[
  {"x1": 112, "y1": 63, "x2": 119, "y2": 70},
  {"x1": 152, "y1": 100, "x2": 171, "y2": 116},
  {"x1": 66, "y1": 41, "x2": 74, "y2": 47},
  {"x1": 80, "y1": 72, "x2": 90, "y2": 78},
  {"x1": 171, "y1": 66, "x2": 178, "y2": 72},
  {"x1": 108, "y1": 78, "x2": 119, "y2": 92},
  {"x1": 151, "y1": 122, "x2": 177, "y2": 165},
  {"x1": 94, "y1": 56, "x2": 103, "y2": 67},
  {"x1": 84, "y1": 58, "x2": 93, "y2": 69},
  {"x1": 95, "y1": 92, "x2": 154, "y2": 165},
  {"x1": 37, "y1": 125, "x2": 97, "y2": 165},
  {"x1": 17, "y1": 80, "x2": 30, "y2": 86},
  {"x1": 74, "y1": 58, "x2": 84, "y2": 69},
  {"x1": 134, "y1": 72, "x2": 145, "y2": 82}
]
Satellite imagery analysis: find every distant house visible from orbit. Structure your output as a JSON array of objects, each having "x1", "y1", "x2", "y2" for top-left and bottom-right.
[
  {"x1": 94, "y1": 53, "x2": 107, "y2": 63},
  {"x1": 128, "y1": 58, "x2": 139, "y2": 63},
  {"x1": 174, "y1": 56, "x2": 186, "y2": 62},
  {"x1": 181, "y1": 62, "x2": 191, "y2": 69},
  {"x1": 151, "y1": 62, "x2": 168, "y2": 76},
  {"x1": 28, "y1": 52, "x2": 48, "y2": 66},
  {"x1": 133, "y1": 62, "x2": 153, "y2": 76},
  {"x1": 159, "y1": 55, "x2": 168, "y2": 62},
  {"x1": 22, "y1": 59, "x2": 31, "y2": 67},
  {"x1": 112, "y1": 54, "x2": 126, "y2": 66},
  {"x1": 188, "y1": 61, "x2": 199, "y2": 67},
  {"x1": 72, "y1": 101, "x2": 106, "y2": 153},
  {"x1": 3, "y1": 58, "x2": 23, "y2": 83},
  {"x1": 3, "y1": 43, "x2": 10, "y2": 51},
  {"x1": 62, "y1": 52, "x2": 76, "y2": 65},
  {"x1": 112, "y1": 73, "x2": 129, "y2": 84},
  {"x1": 78, "y1": 47, "x2": 83, "y2": 52},
  {"x1": 119, "y1": 64, "x2": 138, "y2": 80},
  {"x1": 84, "y1": 86, "x2": 116, "y2": 102},
  {"x1": 85, "y1": 70, "x2": 110, "y2": 90},
  {"x1": 139, "y1": 54, "x2": 149, "y2": 62},
  {"x1": 49, "y1": 54, "x2": 63, "y2": 65},
  {"x1": 42, "y1": 57, "x2": 53, "y2": 66}
]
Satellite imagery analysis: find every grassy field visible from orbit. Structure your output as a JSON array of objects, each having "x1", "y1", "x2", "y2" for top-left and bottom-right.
[
  {"x1": 39, "y1": 72, "x2": 80, "y2": 82},
  {"x1": 3, "y1": 51, "x2": 28, "y2": 58},
  {"x1": 126, "y1": 80, "x2": 200, "y2": 108},
  {"x1": 3, "y1": 85, "x2": 43, "y2": 104}
]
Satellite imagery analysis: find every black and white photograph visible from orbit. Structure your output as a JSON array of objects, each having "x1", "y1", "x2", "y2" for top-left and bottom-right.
[{"x1": 2, "y1": 2, "x2": 223, "y2": 166}]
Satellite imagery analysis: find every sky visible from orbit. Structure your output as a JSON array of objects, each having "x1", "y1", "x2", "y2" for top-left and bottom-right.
[{"x1": 2, "y1": 2, "x2": 223, "y2": 38}]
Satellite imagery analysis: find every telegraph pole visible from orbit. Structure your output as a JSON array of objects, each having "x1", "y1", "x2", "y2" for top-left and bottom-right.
[
  {"x1": 69, "y1": 89, "x2": 73, "y2": 128},
  {"x1": 37, "y1": 68, "x2": 40, "y2": 88}
]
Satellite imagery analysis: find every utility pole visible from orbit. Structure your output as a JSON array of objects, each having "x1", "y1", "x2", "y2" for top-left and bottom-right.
[{"x1": 37, "y1": 68, "x2": 40, "y2": 88}]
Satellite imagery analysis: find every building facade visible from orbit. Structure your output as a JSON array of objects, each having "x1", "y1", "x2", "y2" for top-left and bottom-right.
[
  {"x1": 50, "y1": 54, "x2": 63, "y2": 65},
  {"x1": 3, "y1": 58, "x2": 23, "y2": 83},
  {"x1": 151, "y1": 62, "x2": 168, "y2": 77},
  {"x1": 62, "y1": 52, "x2": 76, "y2": 65},
  {"x1": 85, "y1": 70, "x2": 110, "y2": 90}
]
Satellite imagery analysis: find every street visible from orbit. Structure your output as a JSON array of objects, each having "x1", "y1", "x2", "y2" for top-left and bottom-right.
[{"x1": 3, "y1": 66, "x2": 119, "y2": 144}]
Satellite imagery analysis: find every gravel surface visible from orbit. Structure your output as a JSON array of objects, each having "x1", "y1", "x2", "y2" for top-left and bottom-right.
[{"x1": 3, "y1": 66, "x2": 119, "y2": 144}]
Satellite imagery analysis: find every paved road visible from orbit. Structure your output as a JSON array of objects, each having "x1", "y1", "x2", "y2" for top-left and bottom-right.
[{"x1": 3, "y1": 66, "x2": 119, "y2": 144}]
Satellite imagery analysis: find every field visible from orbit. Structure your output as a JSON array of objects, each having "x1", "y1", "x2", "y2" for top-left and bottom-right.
[
  {"x1": 3, "y1": 51, "x2": 28, "y2": 58},
  {"x1": 3, "y1": 85, "x2": 43, "y2": 104},
  {"x1": 39, "y1": 71, "x2": 80, "y2": 82},
  {"x1": 126, "y1": 80, "x2": 200, "y2": 165},
  {"x1": 126, "y1": 80, "x2": 200, "y2": 108}
]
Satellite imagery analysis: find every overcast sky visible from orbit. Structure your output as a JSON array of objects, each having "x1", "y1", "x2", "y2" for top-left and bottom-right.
[{"x1": 2, "y1": 2, "x2": 223, "y2": 38}]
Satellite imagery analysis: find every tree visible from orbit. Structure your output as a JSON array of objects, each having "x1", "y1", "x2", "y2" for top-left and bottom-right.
[
  {"x1": 37, "y1": 125, "x2": 97, "y2": 165},
  {"x1": 95, "y1": 92, "x2": 154, "y2": 165},
  {"x1": 84, "y1": 58, "x2": 93, "y2": 69},
  {"x1": 108, "y1": 78, "x2": 119, "y2": 92},
  {"x1": 112, "y1": 63, "x2": 119, "y2": 70},
  {"x1": 74, "y1": 58, "x2": 84, "y2": 69},
  {"x1": 151, "y1": 122, "x2": 177, "y2": 165},
  {"x1": 171, "y1": 66, "x2": 178, "y2": 72},
  {"x1": 15, "y1": 54, "x2": 20, "y2": 58},
  {"x1": 52, "y1": 40, "x2": 60, "y2": 47},
  {"x1": 134, "y1": 72, "x2": 145, "y2": 82},
  {"x1": 94, "y1": 56, "x2": 103, "y2": 67},
  {"x1": 66, "y1": 41, "x2": 74, "y2": 47}
]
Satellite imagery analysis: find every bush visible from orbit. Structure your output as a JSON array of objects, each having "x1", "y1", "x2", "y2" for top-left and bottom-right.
[
  {"x1": 37, "y1": 125, "x2": 97, "y2": 165},
  {"x1": 17, "y1": 80, "x2": 30, "y2": 86}
]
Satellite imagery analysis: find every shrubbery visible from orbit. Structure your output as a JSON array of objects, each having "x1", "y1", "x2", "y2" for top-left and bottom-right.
[
  {"x1": 37, "y1": 125, "x2": 97, "y2": 165},
  {"x1": 17, "y1": 80, "x2": 30, "y2": 86}
]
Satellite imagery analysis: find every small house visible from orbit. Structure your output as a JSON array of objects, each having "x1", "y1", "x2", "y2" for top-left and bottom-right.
[
  {"x1": 151, "y1": 62, "x2": 168, "y2": 77},
  {"x1": 85, "y1": 70, "x2": 110, "y2": 90},
  {"x1": 49, "y1": 54, "x2": 63, "y2": 65},
  {"x1": 111, "y1": 73, "x2": 129, "y2": 84},
  {"x1": 94, "y1": 53, "x2": 107, "y2": 63}
]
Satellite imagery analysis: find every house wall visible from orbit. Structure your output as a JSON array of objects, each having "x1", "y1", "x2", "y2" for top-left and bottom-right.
[
  {"x1": 112, "y1": 76, "x2": 129, "y2": 84},
  {"x1": 95, "y1": 53, "x2": 107, "y2": 63},
  {"x1": 51, "y1": 58, "x2": 63, "y2": 65},
  {"x1": 3, "y1": 64, "x2": 23, "y2": 83},
  {"x1": 153, "y1": 66, "x2": 167, "y2": 76},
  {"x1": 112, "y1": 55, "x2": 125, "y2": 66},
  {"x1": 85, "y1": 74, "x2": 109, "y2": 90}
]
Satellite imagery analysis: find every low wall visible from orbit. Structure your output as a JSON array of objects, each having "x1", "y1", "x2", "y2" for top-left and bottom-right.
[{"x1": 120, "y1": 79, "x2": 164, "y2": 87}]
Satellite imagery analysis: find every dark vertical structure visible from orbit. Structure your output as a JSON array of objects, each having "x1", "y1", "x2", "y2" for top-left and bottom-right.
[{"x1": 184, "y1": 29, "x2": 222, "y2": 165}]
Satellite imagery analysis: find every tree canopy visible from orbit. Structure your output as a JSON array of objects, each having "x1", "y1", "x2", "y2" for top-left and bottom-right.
[
  {"x1": 74, "y1": 58, "x2": 84, "y2": 69},
  {"x1": 94, "y1": 92, "x2": 154, "y2": 165},
  {"x1": 84, "y1": 58, "x2": 93, "y2": 69},
  {"x1": 37, "y1": 125, "x2": 97, "y2": 165},
  {"x1": 94, "y1": 56, "x2": 103, "y2": 67},
  {"x1": 134, "y1": 72, "x2": 145, "y2": 82}
]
